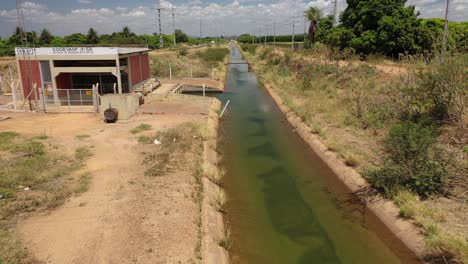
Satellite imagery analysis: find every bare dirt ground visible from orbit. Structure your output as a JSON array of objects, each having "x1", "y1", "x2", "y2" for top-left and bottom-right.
[{"x1": 0, "y1": 111, "x2": 206, "y2": 263}]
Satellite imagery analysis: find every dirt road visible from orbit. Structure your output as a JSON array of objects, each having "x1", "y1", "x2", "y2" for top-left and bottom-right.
[{"x1": 1, "y1": 112, "x2": 204, "y2": 263}]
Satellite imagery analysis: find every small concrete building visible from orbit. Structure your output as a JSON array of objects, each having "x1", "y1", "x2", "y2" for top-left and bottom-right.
[{"x1": 15, "y1": 47, "x2": 151, "y2": 97}]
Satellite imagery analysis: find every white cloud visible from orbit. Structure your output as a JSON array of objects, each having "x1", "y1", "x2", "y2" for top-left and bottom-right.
[
  {"x1": 0, "y1": 0, "x2": 465, "y2": 38},
  {"x1": 78, "y1": 0, "x2": 93, "y2": 4}
]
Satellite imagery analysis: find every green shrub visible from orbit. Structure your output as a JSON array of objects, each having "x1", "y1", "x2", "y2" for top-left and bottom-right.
[
  {"x1": 240, "y1": 43, "x2": 257, "y2": 54},
  {"x1": 177, "y1": 47, "x2": 188, "y2": 57},
  {"x1": 197, "y1": 48, "x2": 229, "y2": 64},
  {"x1": 365, "y1": 119, "x2": 448, "y2": 197},
  {"x1": 410, "y1": 55, "x2": 467, "y2": 126},
  {"x1": 258, "y1": 47, "x2": 273, "y2": 60}
]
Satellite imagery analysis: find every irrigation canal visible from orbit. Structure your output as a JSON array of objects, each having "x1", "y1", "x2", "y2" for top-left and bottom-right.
[{"x1": 216, "y1": 44, "x2": 420, "y2": 264}]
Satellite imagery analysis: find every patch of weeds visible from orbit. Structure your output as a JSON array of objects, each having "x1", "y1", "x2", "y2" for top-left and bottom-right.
[
  {"x1": 75, "y1": 146, "x2": 93, "y2": 161},
  {"x1": 364, "y1": 118, "x2": 448, "y2": 197},
  {"x1": 342, "y1": 152, "x2": 361, "y2": 167},
  {"x1": 0, "y1": 134, "x2": 93, "y2": 262},
  {"x1": 130, "y1": 123, "x2": 152, "y2": 134},
  {"x1": 217, "y1": 227, "x2": 232, "y2": 250},
  {"x1": 311, "y1": 124, "x2": 322, "y2": 135},
  {"x1": 0, "y1": 131, "x2": 19, "y2": 150},
  {"x1": 31, "y1": 134, "x2": 48, "y2": 140},
  {"x1": 0, "y1": 229, "x2": 29, "y2": 264},
  {"x1": 203, "y1": 164, "x2": 225, "y2": 186},
  {"x1": 137, "y1": 135, "x2": 152, "y2": 144},
  {"x1": 144, "y1": 152, "x2": 171, "y2": 177},
  {"x1": 13, "y1": 140, "x2": 45, "y2": 157},
  {"x1": 211, "y1": 188, "x2": 227, "y2": 213},
  {"x1": 77, "y1": 172, "x2": 92, "y2": 193},
  {"x1": 75, "y1": 134, "x2": 91, "y2": 140}
]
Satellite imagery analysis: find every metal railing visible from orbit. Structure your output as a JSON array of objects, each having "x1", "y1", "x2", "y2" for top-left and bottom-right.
[{"x1": 40, "y1": 87, "x2": 98, "y2": 113}]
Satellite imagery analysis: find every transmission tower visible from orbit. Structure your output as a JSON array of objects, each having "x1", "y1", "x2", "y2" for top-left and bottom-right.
[{"x1": 156, "y1": 0, "x2": 163, "y2": 48}]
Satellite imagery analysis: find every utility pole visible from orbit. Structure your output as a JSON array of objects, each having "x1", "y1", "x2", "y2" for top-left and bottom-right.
[
  {"x1": 156, "y1": 0, "x2": 163, "y2": 48},
  {"x1": 292, "y1": 21, "x2": 295, "y2": 51},
  {"x1": 303, "y1": 16, "x2": 307, "y2": 47},
  {"x1": 333, "y1": 0, "x2": 338, "y2": 26},
  {"x1": 441, "y1": 0, "x2": 450, "y2": 62},
  {"x1": 172, "y1": 4, "x2": 176, "y2": 46},
  {"x1": 199, "y1": 18, "x2": 202, "y2": 39},
  {"x1": 273, "y1": 21, "x2": 276, "y2": 46},
  {"x1": 264, "y1": 25, "x2": 267, "y2": 45}
]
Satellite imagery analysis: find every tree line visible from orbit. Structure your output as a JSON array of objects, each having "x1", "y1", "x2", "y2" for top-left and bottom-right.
[
  {"x1": 0, "y1": 26, "x2": 209, "y2": 56},
  {"x1": 238, "y1": 0, "x2": 468, "y2": 57}
]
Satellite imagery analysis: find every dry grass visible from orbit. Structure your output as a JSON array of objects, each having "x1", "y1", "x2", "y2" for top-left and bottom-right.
[
  {"x1": 217, "y1": 226, "x2": 232, "y2": 250},
  {"x1": 211, "y1": 187, "x2": 227, "y2": 213},
  {"x1": 203, "y1": 164, "x2": 225, "y2": 186},
  {"x1": 394, "y1": 191, "x2": 468, "y2": 263},
  {"x1": 150, "y1": 44, "x2": 229, "y2": 80},
  {"x1": 141, "y1": 122, "x2": 206, "y2": 177},
  {"x1": 0, "y1": 132, "x2": 94, "y2": 263}
]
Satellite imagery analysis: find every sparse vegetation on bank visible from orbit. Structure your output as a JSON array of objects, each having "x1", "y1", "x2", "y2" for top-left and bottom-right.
[
  {"x1": 0, "y1": 131, "x2": 93, "y2": 263},
  {"x1": 150, "y1": 45, "x2": 229, "y2": 80},
  {"x1": 137, "y1": 122, "x2": 212, "y2": 260},
  {"x1": 241, "y1": 44, "x2": 467, "y2": 262}
]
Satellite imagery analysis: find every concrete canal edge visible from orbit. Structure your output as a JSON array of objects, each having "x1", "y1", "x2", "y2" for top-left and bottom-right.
[
  {"x1": 261, "y1": 81, "x2": 426, "y2": 259},
  {"x1": 201, "y1": 98, "x2": 229, "y2": 264}
]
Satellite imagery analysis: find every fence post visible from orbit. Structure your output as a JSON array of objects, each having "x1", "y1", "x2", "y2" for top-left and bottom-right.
[
  {"x1": 190, "y1": 65, "x2": 193, "y2": 78},
  {"x1": 79, "y1": 89, "x2": 83, "y2": 107},
  {"x1": 33, "y1": 83, "x2": 38, "y2": 112},
  {"x1": 203, "y1": 83, "x2": 205, "y2": 97},
  {"x1": 11, "y1": 80, "x2": 17, "y2": 112},
  {"x1": 67, "y1": 90, "x2": 71, "y2": 112},
  {"x1": 169, "y1": 63, "x2": 172, "y2": 80},
  {"x1": 113, "y1": 83, "x2": 117, "y2": 94},
  {"x1": 40, "y1": 87, "x2": 46, "y2": 113}
]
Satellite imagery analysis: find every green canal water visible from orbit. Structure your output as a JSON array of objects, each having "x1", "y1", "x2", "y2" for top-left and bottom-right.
[{"x1": 216, "y1": 44, "x2": 420, "y2": 264}]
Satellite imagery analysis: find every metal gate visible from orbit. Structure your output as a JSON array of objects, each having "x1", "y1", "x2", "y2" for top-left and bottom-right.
[{"x1": 40, "y1": 87, "x2": 99, "y2": 113}]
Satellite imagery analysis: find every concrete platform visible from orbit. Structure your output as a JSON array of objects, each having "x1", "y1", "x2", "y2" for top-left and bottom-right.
[{"x1": 139, "y1": 98, "x2": 213, "y2": 115}]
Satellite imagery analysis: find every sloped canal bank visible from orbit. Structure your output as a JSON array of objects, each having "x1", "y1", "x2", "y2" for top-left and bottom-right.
[{"x1": 216, "y1": 44, "x2": 421, "y2": 264}]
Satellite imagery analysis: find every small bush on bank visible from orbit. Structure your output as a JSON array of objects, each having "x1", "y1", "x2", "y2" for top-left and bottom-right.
[
  {"x1": 197, "y1": 48, "x2": 229, "y2": 64},
  {"x1": 365, "y1": 118, "x2": 448, "y2": 197},
  {"x1": 413, "y1": 55, "x2": 467, "y2": 126},
  {"x1": 240, "y1": 43, "x2": 257, "y2": 54},
  {"x1": 176, "y1": 47, "x2": 188, "y2": 57}
]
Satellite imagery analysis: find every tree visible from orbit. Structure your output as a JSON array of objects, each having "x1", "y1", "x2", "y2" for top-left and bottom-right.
[
  {"x1": 86, "y1": 27, "x2": 99, "y2": 44},
  {"x1": 175, "y1": 29, "x2": 189, "y2": 43},
  {"x1": 317, "y1": 15, "x2": 334, "y2": 42},
  {"x1": 305, "y1": 7, "x2": 322, "y2": 44},
  {"x1": 64, "y1": 33, "x2": 86, "y2": 45},
  {"x1": 121, "y1": 26, "x2": 135, "y2": 38},
  {"x1": 338, "y1": 0, "x2": 421, "y2": 56},
  {"x1": 39, "y1": 28, "x2": 53, "y2": 45}
]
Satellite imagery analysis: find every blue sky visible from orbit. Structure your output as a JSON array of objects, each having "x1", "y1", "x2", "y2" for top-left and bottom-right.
[{"x1": 0, "y1": 0, "x2": 466, "y2": 38}]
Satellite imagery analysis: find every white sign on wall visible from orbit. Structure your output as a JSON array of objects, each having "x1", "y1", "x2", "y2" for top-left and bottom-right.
[{"x1": 15, "y1": 47, "x2": 119, "y2": 56}]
